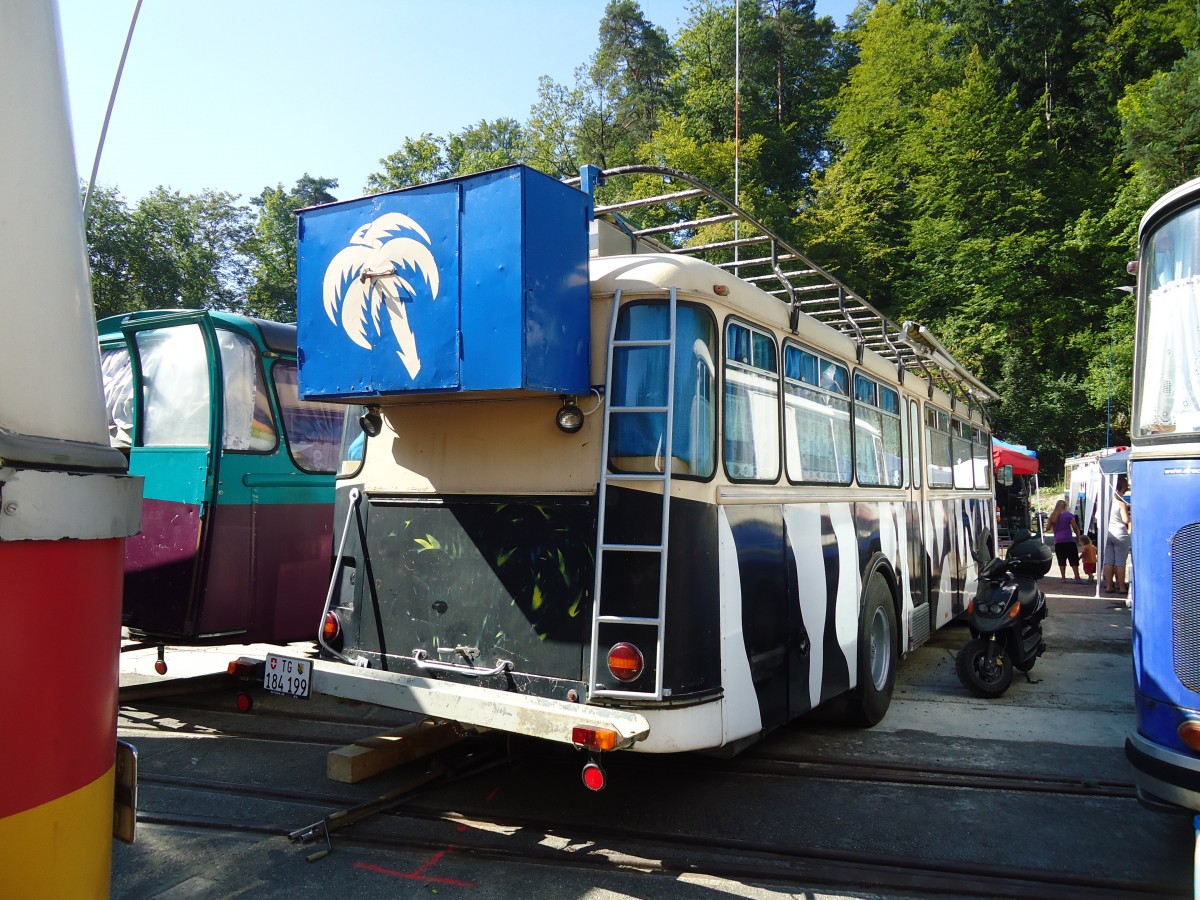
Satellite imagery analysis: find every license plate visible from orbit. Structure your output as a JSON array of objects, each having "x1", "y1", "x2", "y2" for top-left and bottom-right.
[{"x1": 262, "y1": 653, "x2": 311, "y2": 699}]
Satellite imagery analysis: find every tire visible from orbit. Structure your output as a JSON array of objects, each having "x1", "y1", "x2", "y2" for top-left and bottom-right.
[
  {"x1": 955, "y1": 637, "x2": 1013, "y2": 697},
  {"x1": 845, "y1": 574, "x2": 897, "y2": 726}
]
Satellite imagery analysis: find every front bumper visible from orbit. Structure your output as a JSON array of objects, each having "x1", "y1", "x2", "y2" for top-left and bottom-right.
[{"x1": 1126, "y1": 730, "x2": 1200, "y2": 812}]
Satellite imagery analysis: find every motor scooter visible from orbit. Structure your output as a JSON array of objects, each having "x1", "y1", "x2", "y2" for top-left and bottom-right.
[{"x1": 955, "y1": 530, "x2": 1052, "y2": 697}]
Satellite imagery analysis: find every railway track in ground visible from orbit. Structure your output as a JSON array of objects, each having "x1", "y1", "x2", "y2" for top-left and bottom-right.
[
  {"x1": 128, "y1": 767, "x2": 1178, "y2": 900},
  {"x1": 116, "y1": 682, "x2": 1188, "y2": 899},
  {"x1": 120, "y1": 693, "x2": 1137, "y2": 799}
]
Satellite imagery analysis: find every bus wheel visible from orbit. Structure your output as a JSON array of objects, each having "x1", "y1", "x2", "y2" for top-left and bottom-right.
[{"x1": 846, "y1": 575, "x2": 897, "y2": 727}]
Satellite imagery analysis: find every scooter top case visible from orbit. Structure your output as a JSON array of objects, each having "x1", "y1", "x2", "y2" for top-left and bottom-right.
[{"x1": 1007, "y1": 534, "x2": 1053, "y2": 578}]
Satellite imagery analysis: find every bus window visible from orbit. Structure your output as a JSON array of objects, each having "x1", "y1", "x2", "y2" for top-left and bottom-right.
[
  {"x1": 217, "y1": 330, "x2": 276, "y2": 453},
  {"x1": 135, "y1": 324, "x2": 211, "y2": 447},
  {"x1": 853, "y1": 373, "x2": 902, "y2": 487},
  {"x1": 926, "y1": 406, "x2": 953, "y2": 487},
  {"x1": 101, "y1": 346, "x2": 133, "y2": 450},
  {"x1": 609, "y1": 301, "x2": 716, "y2": 478},
  {"x1": 273, "y1": 360, "x2": 344, "y2": 474},
  {"x1": 783, "y1": 343, "x2": 851, "y2": 484},
  {"x1": 952, "y1": 417, "x2": 974, "y2": 489},
  {"x1": 338, "y1": 406, "x2": 367, "y2": 478},
  {"x1": 724, "y1": 320, "x2": 779, "y2": 482},
  {"x1": 972, "y1": 426, "x2": 991, "y2": 488},
  {"x1": 1137, "y1": 203, "x2": 1200, "y2": 436}
]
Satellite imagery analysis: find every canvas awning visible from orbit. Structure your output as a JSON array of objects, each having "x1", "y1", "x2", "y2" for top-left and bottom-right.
[{"x1": 992, "y1": 437, "x2": 1039, "y2": 475}]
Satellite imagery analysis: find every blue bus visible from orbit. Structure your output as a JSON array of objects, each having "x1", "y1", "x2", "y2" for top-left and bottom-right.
[{"x1": 1125, "y1": 176, "x2": 1200, "y2": 811}]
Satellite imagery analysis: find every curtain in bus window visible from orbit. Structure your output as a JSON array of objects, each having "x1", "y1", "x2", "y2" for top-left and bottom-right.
[
  {"x1": 274, "y1": 361, "x2": 345, "y2": 473},
  {"x1": 217, "y1": 331, "x2": 276, "y2": 452},
  {"x1": 611, "y1": 303, "x2": 669, "y2": 473},
  {"x1": 1139, "y1": 206, "x2": 1200, "y2": 435},
  {"x1": 854, "y1": 405, "x2": 884, "y2": 485},
  {"x1": 784, "y1": 346, "x2": 851, "y2": 484},
  {"x1": 724, "y1": 322, "x2": 779, "y2": 481},
  {"x1": 1139, "y1": 280, "x2": 1200, "y2": 435},
  {"x1": 879, "y1": 385, "x2": 902, "y2": 487},
  {"x1": 952, "y1": 421, "x2": 974, "y2": 489},
  {"x1": 678, "y1": 309, "x2": 716, "y2": 477},
  {"x1": 609, "y1": 303, "x2": 715, "y2": 477},
  {"x1": 972, "y1": 428, "x2": 991, "y2": 488},
  {"x1": 785, "y1": 383, "x2": 852, "y2": 483},
  {"x1": 854, "y1": 374, "x2": 901, "y2": 487},
  {"x1": 101, "y1": 347, "x2": 133, "y2": 449},
  {"x1": 927, "y1": 409, "x2": 953, "y2": 487},
  {"x1": 136, "y1": 325, "x2": 210, "y2": 447}
]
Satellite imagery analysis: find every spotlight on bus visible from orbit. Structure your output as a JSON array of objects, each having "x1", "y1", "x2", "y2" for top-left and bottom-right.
[
  {"x1": 359, "y1": 405, "x2": 382, "y2": 437},
  {"x1": 556, "y1": 399, "x2": 584, "y2": 434}
]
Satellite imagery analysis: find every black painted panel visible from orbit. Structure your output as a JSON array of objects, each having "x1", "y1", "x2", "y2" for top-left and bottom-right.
[
  {"x1": 352, "y1": 496, "x2": 595, "y2": 684},
  {"x1": 726, "y1": 505, "x2": 789, "y2": 729}
]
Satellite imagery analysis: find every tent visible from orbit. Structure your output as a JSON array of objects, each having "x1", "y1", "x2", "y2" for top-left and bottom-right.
[
  {"x1": 993, "y1": 438, "x2": 1041, "y2": 540},
  {"x1": 1063, "y1": 447, "x2": 1130, "y2": 599},
  {"x1": 992, "y1": 437, "x2": 1039, "y2": 475}
]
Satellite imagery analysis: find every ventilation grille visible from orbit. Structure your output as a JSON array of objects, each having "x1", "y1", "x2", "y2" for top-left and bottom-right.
[{"x1": 1172, "y1": 523, "x2": 1200, "y2": 692}]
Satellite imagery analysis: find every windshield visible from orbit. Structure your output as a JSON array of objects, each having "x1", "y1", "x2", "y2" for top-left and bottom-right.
[{"x1": 1137, "y1": 202, "x2": 1200, "y2": 437}]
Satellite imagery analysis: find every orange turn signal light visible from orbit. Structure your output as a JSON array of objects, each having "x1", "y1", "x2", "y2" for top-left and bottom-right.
[
  {"x1": 572, "y1": 726, "x2": 619, "y2": 752},
  {"x1": 1178, "y1": 720, "x2": 1200, "y2": 752},
  {"x1": 227, "y1": 657, "x2": 263, "y2": 679},
  {"x1": 1008, "y1": 602, "x2": 1022, "y2": 619}
]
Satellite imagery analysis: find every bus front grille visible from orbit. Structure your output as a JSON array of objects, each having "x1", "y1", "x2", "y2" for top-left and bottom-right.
[{"x1": 1172, "y1": 523, "x2": 1200, "y2": 693}]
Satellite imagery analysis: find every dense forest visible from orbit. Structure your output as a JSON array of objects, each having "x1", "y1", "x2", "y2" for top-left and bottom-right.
[{"x1": 84, "y1": 0, "x2": 1200, "y2": 474}]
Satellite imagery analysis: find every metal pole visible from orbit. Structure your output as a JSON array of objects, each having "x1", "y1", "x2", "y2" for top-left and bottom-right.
[
  {"x1": 733, "y1": 0, "x2": 740, "y2": 275},
  {"x1": 82, "y1": 0, "x2": 143, "y2": 224}
]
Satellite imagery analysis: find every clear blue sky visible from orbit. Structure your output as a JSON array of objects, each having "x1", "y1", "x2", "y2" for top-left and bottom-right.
[{"x1": 59, "y1": 1, "x2": 859, "y2": 204}]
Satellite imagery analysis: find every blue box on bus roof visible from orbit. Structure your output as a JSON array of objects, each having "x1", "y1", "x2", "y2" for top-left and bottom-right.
[{"x1": 296, "y1": 165, "x2": 590, "y2": 400}]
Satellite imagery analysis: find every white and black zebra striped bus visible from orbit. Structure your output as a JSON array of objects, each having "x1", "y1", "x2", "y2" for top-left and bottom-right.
[{"x1": 288, "y1": 164, "x2": 997, "y2": 789}]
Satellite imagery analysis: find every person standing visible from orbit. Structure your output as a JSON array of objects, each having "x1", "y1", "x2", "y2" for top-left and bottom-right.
[
  {"x1": 1048, "y1": 499, "x2": 1083, "y2": 582},
  {"x1": 1080, "y1": 534, "x2": 1098, "y2": 583},
  {"x1": 1104, "y1": 475, "x2": 1132, "y2": 593}
]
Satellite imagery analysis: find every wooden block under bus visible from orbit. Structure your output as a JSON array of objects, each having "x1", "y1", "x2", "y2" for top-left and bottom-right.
[{"x1": 326, "y1": 719, "x2": 464, "y2": 784}]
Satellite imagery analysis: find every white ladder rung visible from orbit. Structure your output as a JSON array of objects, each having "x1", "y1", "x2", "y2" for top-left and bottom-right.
[
  {"x1": 597, "y1": 615, "x2": 661, "y2": 626},
  {"x1": 608, "y1": 405, "x2": 669, "y2": 414},
  {"x1": 599, "y1": 542, "x2": 665, "y2": 553},
  {"x1": 612, "y1": 338, "x2": 672, "y2": 348}
]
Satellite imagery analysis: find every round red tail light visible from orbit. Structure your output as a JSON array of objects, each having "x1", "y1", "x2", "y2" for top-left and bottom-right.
[
  {"x1": 582, "y1": 761, "x2": 607, "y2": 791},
  {"x1": 607, "y1": 642, "x2": 644, "y2": 683}
]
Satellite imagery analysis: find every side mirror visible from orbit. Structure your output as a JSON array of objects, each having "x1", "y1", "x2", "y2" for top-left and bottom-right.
[{"x1": 998, "y1": 464, "x2": 1013, "y2": 486}]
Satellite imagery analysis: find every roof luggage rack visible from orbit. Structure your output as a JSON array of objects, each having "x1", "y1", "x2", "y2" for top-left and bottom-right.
[{"x1": 569, "y1": 164, "x2": 998, "y2": 406}]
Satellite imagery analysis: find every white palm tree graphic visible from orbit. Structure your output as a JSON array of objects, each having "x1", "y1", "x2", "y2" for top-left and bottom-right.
[{"x1": 322, "y1": 212, "x2": 441, "y2": 380}]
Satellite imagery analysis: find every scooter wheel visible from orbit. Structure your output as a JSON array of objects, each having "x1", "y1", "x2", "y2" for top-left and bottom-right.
[{"x1": 955, "y1": 638, "x2": 1013, "y2": 697}]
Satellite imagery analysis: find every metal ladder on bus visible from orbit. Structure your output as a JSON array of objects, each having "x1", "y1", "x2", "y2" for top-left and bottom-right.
[{"x1": 589, "y1": 287, "x2": 678, "y2": 701}]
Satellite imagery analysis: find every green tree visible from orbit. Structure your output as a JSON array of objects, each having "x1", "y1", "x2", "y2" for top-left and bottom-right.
[
  {"x1": 366, "y1": 119, "x2": 531, "y2": 192},
  {"x1": 593, "y1": 0, "x2": 676, "y2": 148},
  {"x1": 798, "y1": 0, "x2": 960, "y2": 301},
  {"x1": 245, "y1": 174, "x2": 338, "y2": 322},
  {"x1": 1118, "y1": 47, "x2": 1200, "y2": 207},
  {"x1": 446, "y1": 118, "x2": 530, "y2": 175},
  {"x1": 366, "y1": 133, "x2": 452, "y2": 193},
  {"x1": 84, "y1": 184, "x2": 139, "y2": 320},
  {"x1": 84, "y1": 185, "x2": 253, "y2": 316}
]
